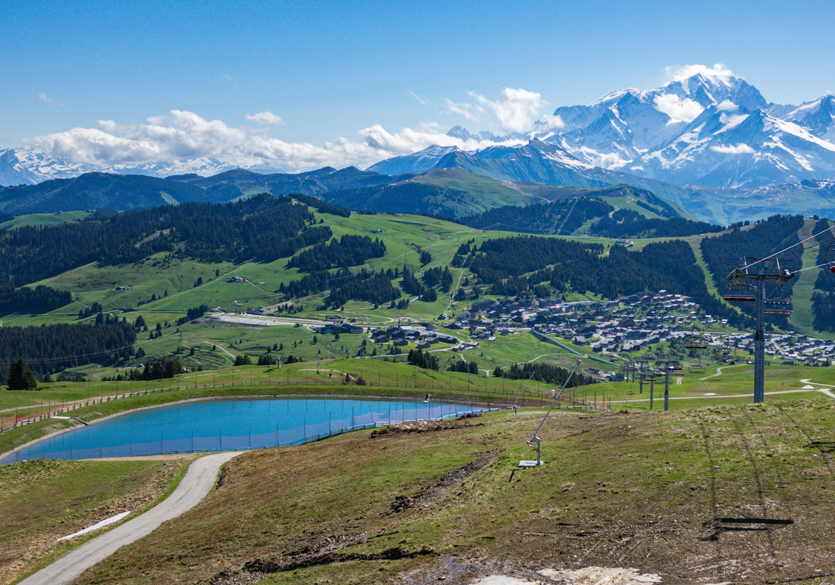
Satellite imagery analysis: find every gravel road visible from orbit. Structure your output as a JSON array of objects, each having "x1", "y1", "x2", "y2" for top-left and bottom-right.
[{"x1": 19, "y1": 451, "x2": 241, "y2": 585}]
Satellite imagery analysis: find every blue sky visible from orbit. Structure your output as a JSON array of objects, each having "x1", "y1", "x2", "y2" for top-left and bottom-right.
[{"x1": 3, "y1": 0, "x2": 833, "y2": 170}]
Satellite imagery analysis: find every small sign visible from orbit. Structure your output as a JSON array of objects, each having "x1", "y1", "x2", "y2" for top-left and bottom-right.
[{"x1": 519, "y1": 460, "x2": 542, "y2": 467}]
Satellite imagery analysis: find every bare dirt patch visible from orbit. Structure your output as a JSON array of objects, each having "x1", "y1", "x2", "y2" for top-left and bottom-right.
[
  {"x1": 370, "y1": 414, "x2": 484, "y2": 438},
  {"x1": 392, "y1": 451, "x2": 499, "y2": 512}
]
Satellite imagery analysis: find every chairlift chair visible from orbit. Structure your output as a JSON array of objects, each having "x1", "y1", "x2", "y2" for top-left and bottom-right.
[
  {"x1": 685, "y1": 327, "x2": 707, "y2": 350},
  {"x1": 764, "y1": 286, "x2": 793, "y2": 316},
  {"x1": 723, "y1": 283, "x2": 756, "y2": 302},
  {"x1": 827, "y1": 245, "x2": 835, "y2": 273},
  {"x1": 688, "y1": 357, "x2": 706, "y2": 375}
]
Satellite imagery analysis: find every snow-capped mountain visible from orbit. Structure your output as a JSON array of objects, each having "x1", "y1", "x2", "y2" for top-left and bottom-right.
[
  {"x1": 0, "y1": 148, "x2": 276, "y2": 187},
  {"x1": 367, "y1": 145, "x2": 460, "y2": 175},
  {"x1": 387, "y1": 71, "x2": 834, "y2": 190},
  {"x1": 543, "y1": 72, "x2": 835, "y2": 188}
]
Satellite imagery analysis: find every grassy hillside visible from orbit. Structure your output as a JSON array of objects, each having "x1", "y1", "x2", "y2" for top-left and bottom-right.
[
  {"x1": 0, "y1": 458, "x2": 188, "y2": 585},
  {"x1": 2, "y1": 205, "x2": 834, "y2": 398},
  {"x1": 5, "y1": 401, "x2": 834, "y2": 585},
  {"x1": 0, "y1": 210, "x2": 91, "y2": 230}
]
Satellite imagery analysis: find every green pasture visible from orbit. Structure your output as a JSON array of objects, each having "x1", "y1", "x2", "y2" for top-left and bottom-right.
[{"x1": 0, "y1": 210, "x2": 91, "y2": 230}]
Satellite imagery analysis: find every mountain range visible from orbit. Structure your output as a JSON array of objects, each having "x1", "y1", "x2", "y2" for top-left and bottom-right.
[
  {"x1": 2, "y1": 70, "x2": 835, "y2": 224},
  {"x1": 370, "y1": 72, "x2": 835, "y2": 190},
  {"x1": 0, "y1": 148, "x2": 286, "y2": 187}
]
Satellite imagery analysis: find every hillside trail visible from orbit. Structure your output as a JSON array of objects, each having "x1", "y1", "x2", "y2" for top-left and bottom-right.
[
  {"x1": 18, "y1": 452, "x2": 241, "y2": 585},
  {"x1": 499, "y1": 181, "x2": 549, "y2": 203},
  {"x1": 199, "y1": 341, "x2": 235, "y2": 359},
  {"x1": 699, "y1": 364, "x2": 743, "y2": 380},
  {"x1": 799, "y1": 379, "x2": 835, "y2": 399}
]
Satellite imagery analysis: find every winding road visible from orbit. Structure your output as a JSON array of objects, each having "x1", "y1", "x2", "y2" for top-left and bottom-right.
[{"x1": 19, "y1": 452, "x2": 241, "y2": 585}]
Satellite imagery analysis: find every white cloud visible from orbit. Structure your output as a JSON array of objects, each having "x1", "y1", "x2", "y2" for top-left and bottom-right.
[
  {"x1": 222, "y1": 74, "x2": 239, "y2": 90},
  {"x1": 359, "y1": 124, "x2": 512, "y2": 154},
  {"x1": 470, "y1": 88, "x2": 546, "y2": 133},
  {"x1": 710, "y1": 143, "x2": 756, "y2": 154},
  {"x1": 537, "y1": 114, "x2": 566, "y2": 131},
  {"x1": 653, "y1": 94, "x2": 704, "y2": 123},
  {"x1": 246, "y1": 111, "x2": 284, "y2": 125},
  {"x1": 410, "y1": 92, "x2": 436, "y2": 106},
  {"x1": 23, "y1": 110, "x2": 525, "y2": 171},
  {"x1": 665, "y1": 63, "x2": 736, "y2": 84},
  {"x1": 443, "y1": 98, "x2": 482, "y2": 121},
  {"x1": 38, "y1": 92, "x2": 63, "y2": 107}
]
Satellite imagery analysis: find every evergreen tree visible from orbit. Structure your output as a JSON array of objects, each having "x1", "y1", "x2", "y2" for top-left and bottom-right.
[{"x1": 7, "y1": 357, "x2": 37, "y2": 390}]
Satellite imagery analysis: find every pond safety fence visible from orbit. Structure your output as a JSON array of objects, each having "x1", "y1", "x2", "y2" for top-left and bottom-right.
[
  {"x1": 1, "y1": 376, "x2": 613, "y2": 439},
  {"x1": 2, "y1": 400, "x2": 503, "y2": 464}
]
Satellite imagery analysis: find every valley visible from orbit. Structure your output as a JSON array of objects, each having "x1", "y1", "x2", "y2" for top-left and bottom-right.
[{"x1": 2, "y1": 148, "x2": 835, "y2": 585}]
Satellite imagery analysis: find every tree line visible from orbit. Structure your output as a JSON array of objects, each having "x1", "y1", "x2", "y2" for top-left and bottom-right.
[
  {"x1": 0, "y1": 194, "x2": 332, "y2": 287},
  {"x1": 810, "y1": 217, "x2": 835, "y2": 330},
  {"x1": 492, "y1": 362, "x2": 595, "y2": 388},
  {"x1": 287, "y1": 235, "x2": 386, "y2": 272},
  {"x1": 460, "y1": 197, "x2": 613, "y2": 235},
  {"x1": 0, "y1": 285, "x2": 72, "y2": 315},
  {"x1": 0, "y1": 319, "x2": 136, "y2": 384},
  {"x1": 590, "y1": 210, "x2": 723, "y2": 239},
  {"x1": 325, "y1": 270, "x2": 401, "y2": 308},
  {"x1": 700, "y1": 215, "x2": 804, "y2": 328}
]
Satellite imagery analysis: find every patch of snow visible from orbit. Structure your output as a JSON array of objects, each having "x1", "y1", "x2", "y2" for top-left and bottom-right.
[
  {"x1": 470, "y1": 577, "x2": 537, "y2": 585},
  {"x1": 539, "y1": 566, "x2": 663, "y2": 585},
  {"x1": 710, "y1": 144, "x2": 755, "y2": 154},
  {"x1": 717, "y1": 113, "x2": 749, "y2": 132},
  {"x1": 589, "y1": 89, "x2": 640, "y2": 107},
  {"x1": 57, "y1": 511, "x2": 131, "y2": 541}
]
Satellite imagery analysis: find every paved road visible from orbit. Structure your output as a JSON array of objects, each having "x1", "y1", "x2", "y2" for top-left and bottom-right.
[{"x1": 19, "y1": 452, "x2": 241, "y2": 585}]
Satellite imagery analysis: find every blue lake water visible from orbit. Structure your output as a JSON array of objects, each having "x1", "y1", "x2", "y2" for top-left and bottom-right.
[{"x1": 2, "y1": 398, "x2": 488, "y2": 464}]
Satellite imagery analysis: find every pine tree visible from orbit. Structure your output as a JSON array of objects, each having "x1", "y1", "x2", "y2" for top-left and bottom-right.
[{"x1": 7, "y1": 357, "x2": 37, "y2": 390}]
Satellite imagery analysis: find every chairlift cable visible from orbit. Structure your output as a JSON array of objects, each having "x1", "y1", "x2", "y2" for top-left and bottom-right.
[{"x1": 738, "y1": 223, "x2": 835, "y2": 272}]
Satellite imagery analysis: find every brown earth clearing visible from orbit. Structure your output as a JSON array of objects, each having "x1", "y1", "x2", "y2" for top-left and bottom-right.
[{"x1": 11, "y1": 401, "x2": 835, "y2": 585}]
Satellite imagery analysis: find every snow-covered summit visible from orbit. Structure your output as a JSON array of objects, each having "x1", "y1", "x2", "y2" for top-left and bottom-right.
[
  {"x1": 0, "y1": 148, "x2": 272, "y2": 187},
  {"x1": 538, "y1": 70, "x2": 835, "y2": 187}
]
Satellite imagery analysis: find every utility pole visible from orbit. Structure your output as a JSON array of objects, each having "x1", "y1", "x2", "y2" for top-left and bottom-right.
[{"x1": 726, "y1": 257, "x2": 794, "y2": 403}]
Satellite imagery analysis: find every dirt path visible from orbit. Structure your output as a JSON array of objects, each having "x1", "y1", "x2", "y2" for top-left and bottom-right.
[
  {"x1": 18, "y1": 452, "x2": 241, "y2": 585},
  {"x1": 443, "y1": 268, "x2": 467, "y2": 317},
  {"x1": 500, "y1": 181, "x2": 549, "y2": 203},
  {"x1": 200, "y1": 341, "x2": 236, "y2": 359},
  {"x1": 612, "y1": 388, "x2": 829, "y2": 404},
  {"x1": 799, "y1": 379, "x2": 835, "y2": 399},
  {"x1": 699, "y1": 364, "x2": 743, "y2": 380}
]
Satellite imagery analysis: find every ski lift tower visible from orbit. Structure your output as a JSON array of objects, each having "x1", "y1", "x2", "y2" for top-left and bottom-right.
[
  {"x1": 634, "y1": 359, "x2": 651, "y2": 394},
  {"x1": 655, "y1": 356, "x2": 682, "y2": 411},
  {"x1": 727, "y1": 257, "x2": 795, "y2": 403}
]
